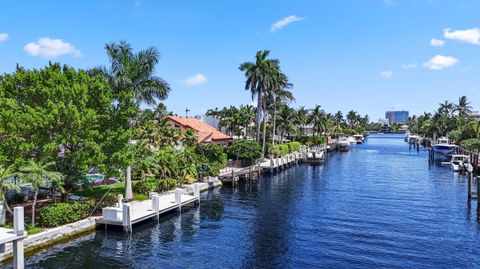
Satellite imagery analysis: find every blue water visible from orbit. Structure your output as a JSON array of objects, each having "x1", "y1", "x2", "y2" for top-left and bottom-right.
[{"x1": 12, "y1": 135, "x2": 480, "y2": 268}]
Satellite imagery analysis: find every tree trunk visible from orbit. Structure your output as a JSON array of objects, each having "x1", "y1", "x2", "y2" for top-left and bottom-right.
[
  {"x1": 32, "y1": 189, "x2": 38, "y2": 227},
  {"x1": 272, "y1": 96, "x2": 277, "y2": 148},
  {"x1": 125, "y1": 139, "x2": 133, "y2": 201},
  {"x1": 255, "y1": 92, "x2": 263, "y2": 142},
  {"x1": 262, "y1": 111, "x2": 268, "y2": 159}
]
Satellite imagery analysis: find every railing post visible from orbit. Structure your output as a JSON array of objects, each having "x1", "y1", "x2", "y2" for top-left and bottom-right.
[{"x1": 13, "y1": 207, "x2": 24, "y2": 269}]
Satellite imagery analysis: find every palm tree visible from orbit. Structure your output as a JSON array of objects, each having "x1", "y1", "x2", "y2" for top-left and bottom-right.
[
  {"x1": 308, "y1": 105, "x2": 328, "y2": 136},
  {"x1": 438, "y1": 100, "x2": 454, "y2": 116},
  {"x1": 269, "y1": 72, "x2": 294, "y2": 147},
  {"x1": 455, "y1": 95, "x2": 472, "y2": 117},
  {"x1": 0, "y1": 164, "x2": 18, "y2": 225},
  {"x1": 17, "y1": 160, "x2": 62, "y2": 227},
  {"x1": 239, "y1": 50, "x2": 280, "y2": 143},
  {"x1": 276, "y1": 104, "x2": 299, "y2": 143},
  {"x1": 104, "y1": 41, "x2": 171, "y2": 201},
  {"x1": 296, "y1": 106, "x2": 309, "y2": 136}
]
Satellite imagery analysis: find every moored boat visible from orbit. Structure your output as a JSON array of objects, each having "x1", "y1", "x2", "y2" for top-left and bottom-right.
[
  {"x1": 450, "y1": 155, "x2": 473, "y2": 172},
  {"x1": 432, "y1": 138, "x2": 457, "y2": 159},
  {"x1": 338, "y1": 138, "x2": 350, "y2": 152},
  {"x1": 353, "y1": 134, "x2": 364, "y2": 144}
]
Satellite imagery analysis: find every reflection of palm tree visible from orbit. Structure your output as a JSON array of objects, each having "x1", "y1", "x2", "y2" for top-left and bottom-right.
[{"x1": 104, "y1": 41, "x2": 171, "y2": 201}]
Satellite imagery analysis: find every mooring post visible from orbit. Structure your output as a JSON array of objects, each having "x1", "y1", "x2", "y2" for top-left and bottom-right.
[
  {"x1": 477, "y1": 176, "x2": 480, "y2": 209},
  {"x1": 117, "y1": 194, "x2": 123, "y2": 208},
  {"x1": 175, "y1": 188, "x2": 182, "y2": 212},
  {"x1": 468, "y1": 173, "x2": 472, "y2": 201},
  {"x1": 122, "y1": 203, "x2": 131, "y2": 233},
  {"x1": 193, "y1": 183, "x2": 201, "y2": 204},
  {"x1": 152, "y1": 195, "x2": 159, "y2": 222},
  {"x1": 13, "y1": 207, "x2": 25, "y2": 269}
]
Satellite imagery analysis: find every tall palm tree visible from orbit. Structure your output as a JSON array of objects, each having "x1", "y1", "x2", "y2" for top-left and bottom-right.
[
  {"x1": 105, "y1": 41, "x2": 171, "y2": 201},
  {"x1": 268, "y1": 72, "x2": 294, "y2": 147},
  {"x1": 239, "y1": 50, "x2": 280, "y2": 143},
  {"x1": 17, "y1": 160, "x2": 63, "y2": 227}
]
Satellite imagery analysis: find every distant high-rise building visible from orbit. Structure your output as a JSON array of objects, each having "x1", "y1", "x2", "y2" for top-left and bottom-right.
[{"x1": 385, "y1": 111, "x2": 409, "y2": 124}]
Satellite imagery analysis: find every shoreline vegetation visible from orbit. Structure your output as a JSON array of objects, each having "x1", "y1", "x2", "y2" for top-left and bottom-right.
[{"x1": 2, "y1": 42, "x2": 470, "y2": 261}]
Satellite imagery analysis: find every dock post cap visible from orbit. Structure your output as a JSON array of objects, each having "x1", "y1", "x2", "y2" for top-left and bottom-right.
[{"x1": 13, "y1": 207, "x2": 24, "y2": 236}]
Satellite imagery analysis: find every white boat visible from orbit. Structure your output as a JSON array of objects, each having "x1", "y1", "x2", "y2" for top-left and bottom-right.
[
  {"x1": 450, "y1": 155, "x2": 473, "y2": 172},
  {"x1": 338, "y1": 138, "x2": 350, "y2": 152},
  {"x1": 353, "y1": 134, "x2": 364, "y2": 144},
  {"x1": 432, "y1": 138, "x2": 457, "y2": 159},
  {"x1": 347, "y1": 136, "x2": 357, "y2": 145}
]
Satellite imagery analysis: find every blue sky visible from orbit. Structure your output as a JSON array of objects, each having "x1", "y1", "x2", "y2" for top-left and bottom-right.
[{"x1": 1, "y1": 0, "x2": 480, "y2": 120}]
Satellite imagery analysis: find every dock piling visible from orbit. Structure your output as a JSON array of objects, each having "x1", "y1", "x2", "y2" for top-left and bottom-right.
[
  {"x1": 152, "y1": 195, "x2": 160, "y2": 222},
  {"x1": 13, "y1": 207, "x2": 24, "y2": 269},
  {"x1": 175, "y1": 188, "x2": 183, "y2": 212},
  {"x1": 193, "y1": 183, "x2": 201, "y2": 204},
  {"x1": 122, "y1": 203, "x2": 131, "y2": 233}
]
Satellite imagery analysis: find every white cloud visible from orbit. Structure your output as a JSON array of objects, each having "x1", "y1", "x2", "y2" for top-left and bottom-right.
[
  {"x1": 24, "y1": 37, "x2": 82, "y2": 58},
  {"x1": 183, "y1": 74, "x2": 207, "y2": 86},
  {"x1": 271, "y1": 15, "x2": 303, "y2": 32},
  {"x1": 402, "y1": 63, "x2": 418, "y2": 69},
  {"x1": 380, "y1": 70, "x2": 393, "y2": 78},
  {"x1": 0, "y1": 33, "x2": 8, "y2": 41},
  {"x1": 443, "y1": 28, "x2": 480, "y2": 45},
  {"x1": 423, "y1": 55, "x2": 458, "y2": 70},
  {"x1": 430, "y1": 38, "x2": 445, "y2": 47}
]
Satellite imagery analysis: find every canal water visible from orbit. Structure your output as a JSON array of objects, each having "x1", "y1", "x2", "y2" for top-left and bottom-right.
[{"x1": 14, "y1": 134, "x2": 480, "y2": 268}]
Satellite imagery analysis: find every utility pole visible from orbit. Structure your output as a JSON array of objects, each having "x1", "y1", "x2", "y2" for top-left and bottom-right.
[{"x1": 185, "y1": 108, "x2": 190, "y2": 118}]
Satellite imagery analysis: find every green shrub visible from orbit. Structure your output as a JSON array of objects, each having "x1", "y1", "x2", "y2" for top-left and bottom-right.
[
  {"x1": 132, "y1": 179, "x2": 153, "y2": 194},
  {"x1": 39, "y1": 200, "x2": 96, "y2": 228},
  {"x1": 289, "y1": 141, "x2": 301, "y2": 152},
  {"x1": 196, "y1": 143, "x2": 227, "y2": 167},
  {"x1": 157, "y1": 178, "x2": 178, "y2": 192},
  {"x1": 226, "y1": 140, "x2": 261, "y2": 161},
  {"x1": 296, "y1": 136, "x2": 327, "y2": 145},
  {"x1": 460, "y1": 138, "x2": 480, "y2": 151}
]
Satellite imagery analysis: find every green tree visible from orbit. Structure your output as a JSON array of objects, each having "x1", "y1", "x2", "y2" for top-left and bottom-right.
[{"x1": 0, "y1": 63, "x2": 113, "y2": 185}]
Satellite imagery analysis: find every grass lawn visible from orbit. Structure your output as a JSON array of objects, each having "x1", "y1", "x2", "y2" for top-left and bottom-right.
[
  {"x1": 73, "y1": 181, "x2": 151, "y2": 201},
  {"x1": 73, "y1": 182, "x2": 125, "y2": 199},
  {"x1": 4, "y1": 223, "x2": 44, "y2": 235}
]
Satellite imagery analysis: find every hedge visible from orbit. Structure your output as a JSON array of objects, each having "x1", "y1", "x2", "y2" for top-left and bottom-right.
[
  {"x1": 295, "y1": 136, "x2": 327, "y2": 145},
  {"x1": 270, "y1": 141, "x2": 303, "y2": 157},
  {"x1": 226, "y1": 140, "x2": 262, "y2": 161},
  {"x1": 39, "y1": 200, "x2": 96, "y2": 227}
]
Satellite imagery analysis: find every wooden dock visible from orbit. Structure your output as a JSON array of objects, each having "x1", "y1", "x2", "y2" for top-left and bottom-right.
[{"x1": 97, "y1": 185, "x2": 201, "y2": 232}]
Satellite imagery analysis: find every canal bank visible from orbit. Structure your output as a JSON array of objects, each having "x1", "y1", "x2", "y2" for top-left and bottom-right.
[{"x1": 9, "y1": 134, "x2": 480, "y2": 268}]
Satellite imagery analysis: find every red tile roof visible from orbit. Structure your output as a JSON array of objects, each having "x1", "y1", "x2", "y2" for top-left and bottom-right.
[{"x1": 167, "y1": 116, "x2": 232, "y2": 143}]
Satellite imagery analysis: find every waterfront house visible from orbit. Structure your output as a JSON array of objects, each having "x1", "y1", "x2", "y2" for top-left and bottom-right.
[{"x1": 167, "y1": 116, "x2": 233, "y2": 145}]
